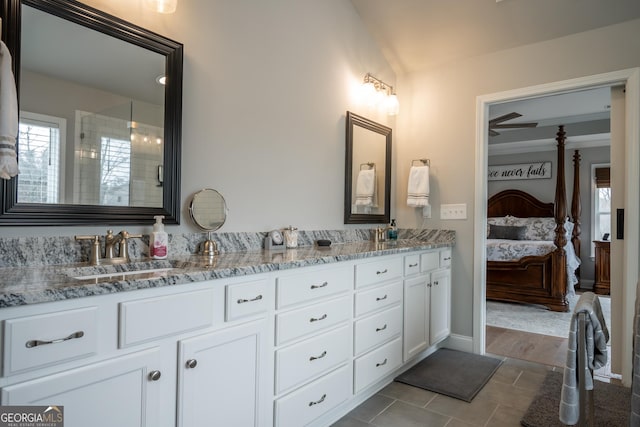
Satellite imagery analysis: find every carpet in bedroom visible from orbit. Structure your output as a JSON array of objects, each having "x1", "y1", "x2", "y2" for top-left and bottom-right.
[{"x1": 486, "y1": 292, "x2": 611, "y2": 338}]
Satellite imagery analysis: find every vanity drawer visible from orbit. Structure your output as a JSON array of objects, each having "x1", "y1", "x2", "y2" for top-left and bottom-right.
[
  {"x1": 275, "y1": 325, "x2": 350, "y2": 394},
  {"x1": 354, "y1": 281, "x2": 402, "y2": 317},
  {"x1": 225, "y1": 278, "x2": 269, "y2": 321},
  {"x1": 354, "y1": 336, "x2": 402, "y2": 393},
  {"x1": 355, "y1": 257, "x2": 402, "y2": 289},
  {"x1": 404, "y1": 254, "x2": 421, "y2": 276},
  {"x1": 354, "y1": 305, "x2": 402, "y2": 356},
  {"x1": 420, "y1": 251, "x2": 440, "y2": 273},
  {"x1": 440, "y1": 249, "x2": 452, "y2": 268},
  {"x1": 276, "y1": 266, "x2": 351, "y2": 309},
  {"x1": 275, "y1": 364, "x2": 351, "y2": 427},
  {"x1": 3, "y1": 307, "x2": 98, "y2": 375},
  {"x1": 276, "y1": 295, "x2": 350, "y2": 345},
  {"x1": 119, "y1": 289, "x2": 215, "y2": 347}
]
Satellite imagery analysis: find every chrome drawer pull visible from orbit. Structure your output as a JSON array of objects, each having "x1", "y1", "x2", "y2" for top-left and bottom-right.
[
  {"x1": 443, "y1": 257, "x2": 451, "y2": 261},
  {"x1": 409, "y1": 262, "x2": 418, "y2": 267},
  {"x1": 376, "y1": 324, "x2": 388, "y2": 332},
  {"x1": 309, "y1": 351, "x2": 327, "y2": 361},
  {"x1": 376, "y1": 269, "x2": 388, "y2": 275},
  {"x1": 308, "y1": 394, "x2": 326, "y2": 407},
  {"x1": 185, "y1": 359, "x2": 198, "y2": 369},
  {"x1": 237, "y1": 294, "x2": 263, "y2": 304},
  {"x1": 148, "y1": 370, "x2": 162, "y2": 381},
  {"x1": 433, "y1": 281, "x2": 439, "y2": 286},
  {"x1": 376, "y1": 294, "x2": 388, "y2": 301},
  {"x1": 310, "y1": 281, "x2": 328, "y2": 290},
  {"x1": 376, "y1": 358, "x2": 388, "y2": 367},
  {"x1": 26, "y1": 331, "x2": 84, "y2": 348},
  {"x1": 427, "y1": 282, "x2": 432, "y2": 288},
  {"x1": 309, "y1": 314, "x2": 327, "y2": 322}
]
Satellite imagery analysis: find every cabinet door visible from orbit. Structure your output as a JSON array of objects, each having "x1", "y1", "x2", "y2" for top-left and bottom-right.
[
  {"x1": 403, "y1": 275, "x2": 429, "y2": 361},
  {"x1": 1, "y1": 348, "x2": 161, "y2": 427},
  {"x1": 430, "y1": 269, "x2": 451, "y2": 345},
  {"x1": 177, "y1": 320, "x2": 269, "y2": 427}
]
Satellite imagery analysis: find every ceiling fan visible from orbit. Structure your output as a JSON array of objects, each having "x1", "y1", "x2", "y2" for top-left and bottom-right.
[{"x1": 489, "y1": 112, "x2": 538, "y2": 136}]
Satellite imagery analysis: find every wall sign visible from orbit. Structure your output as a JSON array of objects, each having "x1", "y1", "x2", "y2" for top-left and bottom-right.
[{"x1": 488, "y1": 161, "x2": 552, "y2": 181}]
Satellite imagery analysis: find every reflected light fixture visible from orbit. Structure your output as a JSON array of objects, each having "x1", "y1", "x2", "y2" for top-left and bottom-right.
[
  {"x1": 144, "y1": 0, "x2": 177, "y2": 14},
  {"x1": 361, "y1": 73, "x2": 399, "y2": 116}
]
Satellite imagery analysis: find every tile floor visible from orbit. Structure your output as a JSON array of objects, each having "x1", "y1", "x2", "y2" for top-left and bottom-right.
[{"x1": 332, "y1": 355, "x2": 557, "y2": 427}]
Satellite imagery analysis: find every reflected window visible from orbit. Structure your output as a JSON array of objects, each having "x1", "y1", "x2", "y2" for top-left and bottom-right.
[
  {"x1": 100, "y1": 137, "x2": 131, "y2": 206},
  {"x1": 17, "y1": 112, "x2": 65, "y2": 204}
]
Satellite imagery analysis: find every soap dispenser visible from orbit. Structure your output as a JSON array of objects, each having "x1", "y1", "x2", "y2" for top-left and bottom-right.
[
  {"x1": 388, "y1": 219, "x2": 398, "y2": 241},
  {"x1": 150, "y1": 215, "x2": 168, "y2": 259}
]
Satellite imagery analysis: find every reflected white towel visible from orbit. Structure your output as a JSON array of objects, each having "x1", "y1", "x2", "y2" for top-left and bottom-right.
[
  {"x1": 0, "y1": 40, "x2": 18, "y2": 180},
  {"x1": 355, "y1": 169, "x2": 375, "y2": 206},
  {"x1": 407, "y1": 165, "x2": 429, "y2": 207}
]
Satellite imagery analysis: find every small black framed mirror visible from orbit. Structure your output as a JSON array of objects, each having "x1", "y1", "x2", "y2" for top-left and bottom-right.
[
  {"x1": 344, "y1": 111, "x2": 391, "y2": 224},
  {"x1": 0, "y1": 0, "x2": 183, "y2": 225}
]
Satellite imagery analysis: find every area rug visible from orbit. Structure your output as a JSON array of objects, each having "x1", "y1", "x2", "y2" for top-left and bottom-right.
[
  {"x1": 521, "y1": 370, "x2": 630, "y2": 427},
  {"x1": 394, "y1": 348, "x2": 502, "y2": 402},
  {"x1": 487, "y1": 293, "x2": 612, "y2": 338}
]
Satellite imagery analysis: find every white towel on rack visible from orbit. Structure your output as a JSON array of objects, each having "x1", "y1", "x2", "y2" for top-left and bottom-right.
[
  {"x1": 407, "y1": 165, "x2": 430, "y2": 207},
  {"x1": 355, "y1": 168, "x2": 376, "y2": 207},
  {"x1": 0, "y1": 40, "x2": 18, "y2": 180}
]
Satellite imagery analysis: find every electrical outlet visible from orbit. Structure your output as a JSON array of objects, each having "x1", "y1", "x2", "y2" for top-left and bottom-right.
[{"x1": 441, "y1": 203, "x2": 467, "y2": 220}]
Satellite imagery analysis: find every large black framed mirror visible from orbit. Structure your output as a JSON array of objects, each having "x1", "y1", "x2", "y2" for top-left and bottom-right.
[
  {"x1": 0, "y1": 0, "x2": 183, "y2": 225},
  {"x1": 344, "y1": 111, "x2": 391, "y2": 224}
]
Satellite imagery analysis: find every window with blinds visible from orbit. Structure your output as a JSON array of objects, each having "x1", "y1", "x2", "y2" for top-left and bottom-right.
[
  {"x1": 591, "y1": 164, "x2": 611, "y2": 255},
  {"x1": 17, "y1": 114, "x2": 64, "y2": 204}
]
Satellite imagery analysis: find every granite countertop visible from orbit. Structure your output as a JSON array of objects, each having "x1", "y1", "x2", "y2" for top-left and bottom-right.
[{"x1": 0, "y1": 238, "x2": 453, "y2": 308}]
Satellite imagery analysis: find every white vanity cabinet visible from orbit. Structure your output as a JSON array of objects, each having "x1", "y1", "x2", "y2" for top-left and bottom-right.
[
  {"x1": 0, "y1": 276, "x2": 274, "y2": 427},
  {"x1": 273, "y1": 265, "x2": 353, "y2": 427},
  {"x1": 403, "y1": 248, "x2": 452, "y2": 361}
]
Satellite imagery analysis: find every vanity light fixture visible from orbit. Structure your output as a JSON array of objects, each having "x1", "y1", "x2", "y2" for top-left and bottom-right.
[
  {"x1": 361, "y1": 73, "x2": 399, "y2": 116},
  {"x1": 144, "y1": 0, "x2": 177, "y2": 14},
  {"x1": 156, "y1": 75, "x2": 167, "y2": 85}
]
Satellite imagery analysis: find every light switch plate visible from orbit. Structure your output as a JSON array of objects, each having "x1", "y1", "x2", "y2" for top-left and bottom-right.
[{"x1": 441, "y1": 203, "x2": 467, "y2": 220}]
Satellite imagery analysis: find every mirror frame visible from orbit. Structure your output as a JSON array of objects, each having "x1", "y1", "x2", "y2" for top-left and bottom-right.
[
  {"x1": 0, "y1": 0, "x2": 183, "y2": 225},
  {"x1": 344, "y1": 111, "x2": 391, "y2": 224}
]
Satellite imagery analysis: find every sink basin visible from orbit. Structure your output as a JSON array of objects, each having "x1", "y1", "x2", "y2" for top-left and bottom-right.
[{"x1": 71, "y1": 267, "x2": 176, "y2": 280}]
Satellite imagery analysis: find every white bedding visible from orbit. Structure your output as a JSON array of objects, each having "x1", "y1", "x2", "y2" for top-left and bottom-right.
[{"x1": 486, "y1": 238, "x2": 580, "y2": 295}]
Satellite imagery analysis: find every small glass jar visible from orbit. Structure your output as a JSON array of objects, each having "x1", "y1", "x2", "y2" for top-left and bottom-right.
[{"x1": 283, "y1": 226, "x2": 298, "y2": 248}]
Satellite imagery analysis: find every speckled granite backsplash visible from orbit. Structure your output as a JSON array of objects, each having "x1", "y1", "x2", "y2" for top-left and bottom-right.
[{"x1": 0, "y1": 229, "x2": 454, "y2": 268}]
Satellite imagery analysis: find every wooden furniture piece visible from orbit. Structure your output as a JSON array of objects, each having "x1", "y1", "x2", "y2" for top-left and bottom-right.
[
  {"x1": 593, "y1": 240, "x2": 611, "y2": 295},
  {"x1": 486, "y1": 126, "x2": 581, "y2": 312}
]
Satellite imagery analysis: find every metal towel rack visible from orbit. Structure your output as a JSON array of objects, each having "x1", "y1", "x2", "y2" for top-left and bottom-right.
[
  {"x1": 360, "y1": 162, "x2": 375, "y2": 170},
  {"x1": 411, "y1": 158, "x2": 430, "y2": 167}
]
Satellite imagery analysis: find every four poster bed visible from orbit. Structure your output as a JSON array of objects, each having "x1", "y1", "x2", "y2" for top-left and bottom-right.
[{"x1": 486, "y1": 125, "x2": 582, "y2": 312}]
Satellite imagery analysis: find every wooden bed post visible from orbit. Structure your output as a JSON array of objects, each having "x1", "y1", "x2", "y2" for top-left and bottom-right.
[
  {"x1": 554, "y1": 126, "x2": 568, "y2": 305},
  {"x1": 572, "y1": 149, "x2": 582, "y2": 288}
]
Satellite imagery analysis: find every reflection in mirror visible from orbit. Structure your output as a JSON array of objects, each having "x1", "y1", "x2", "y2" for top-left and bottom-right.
[
  {"x1": 0, "y1": 0, "x2": 183, "y2": 225},
  {"x1": 189, "y1": 189, "x2": 227, "y2": 257},
  {"x1": 344, "y1": 111, "x2": 391, "y2": 224}
]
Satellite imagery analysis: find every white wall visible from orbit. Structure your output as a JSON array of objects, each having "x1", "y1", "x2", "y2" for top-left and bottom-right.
[
  {"x1": 5, "y1": 0, "x2": 395, "y2": 237},
  {"x1": 396, "y1": 19, "x2": 640, "y2": 337}
]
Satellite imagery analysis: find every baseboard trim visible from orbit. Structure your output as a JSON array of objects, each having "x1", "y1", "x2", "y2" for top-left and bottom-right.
[{"x1": 443, "y1": 333, "x2": 474, "y2": 353}]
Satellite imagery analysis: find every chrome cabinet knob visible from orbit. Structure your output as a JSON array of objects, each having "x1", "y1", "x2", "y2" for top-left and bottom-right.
[
  {"x1": 148, "y1": 370, "x2": 161, "y2": 381},
  {"x1": 186, "y1": 359, "x2": 198, "y2": 369}
]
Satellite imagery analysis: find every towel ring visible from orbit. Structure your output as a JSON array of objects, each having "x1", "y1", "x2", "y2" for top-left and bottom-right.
[
  {"x1": 360, "y1": 162, "x2": 375, "y2": 170},
  {"x1": 411, "y1": 158, "x2": 430, "y2": 167}
]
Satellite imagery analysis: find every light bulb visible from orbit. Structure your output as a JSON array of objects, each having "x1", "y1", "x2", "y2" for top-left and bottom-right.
[
  {"x1": 386, "y1": 93, "x2": 400, "y2": 116},
  {"x1": 144, "y1": 0, "x2": 177, "y2": 14}
]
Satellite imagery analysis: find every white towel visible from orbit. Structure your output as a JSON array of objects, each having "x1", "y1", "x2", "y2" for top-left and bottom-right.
[
  {"x1": 407, "y1": 165, "x2": 430, "y2": 207},
  {"x1": 0, "y1": 40, "x2": 18, "y2": 180},
  {"x1": 355, "y1": 169, "x2": 375, "y2": 206}
]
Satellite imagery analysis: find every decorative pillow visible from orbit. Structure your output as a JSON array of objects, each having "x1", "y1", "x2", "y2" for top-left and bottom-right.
[
  {"x1": 487, "y1": 224, "x2": 527, "y2": 240},
  {"x1": 487, "y1": 216, "x2": 514, "y2": 237},
  {"x1": 507, "y1": 217, "x2": 556, "y2": 240}
]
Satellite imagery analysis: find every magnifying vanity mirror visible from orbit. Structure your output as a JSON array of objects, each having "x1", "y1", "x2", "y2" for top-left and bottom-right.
[
  {"x1": 189, "y1": 189, "x2": 228, "y2": 257},
  {"x1": 0, "y1": 0, "x2": 183, "y2": 225},
  {"x1": 344, "y1": 111, "x2": 392, "y2": 224}
]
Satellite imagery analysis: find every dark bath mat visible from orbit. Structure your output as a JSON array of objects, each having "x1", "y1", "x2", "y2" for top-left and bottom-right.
[
  {"x1": 521, "y1": 370, "x2": 630, "y2": 427},
  {"x1": 394, "y1": 348, "x2": 502, "y2": 402}
]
